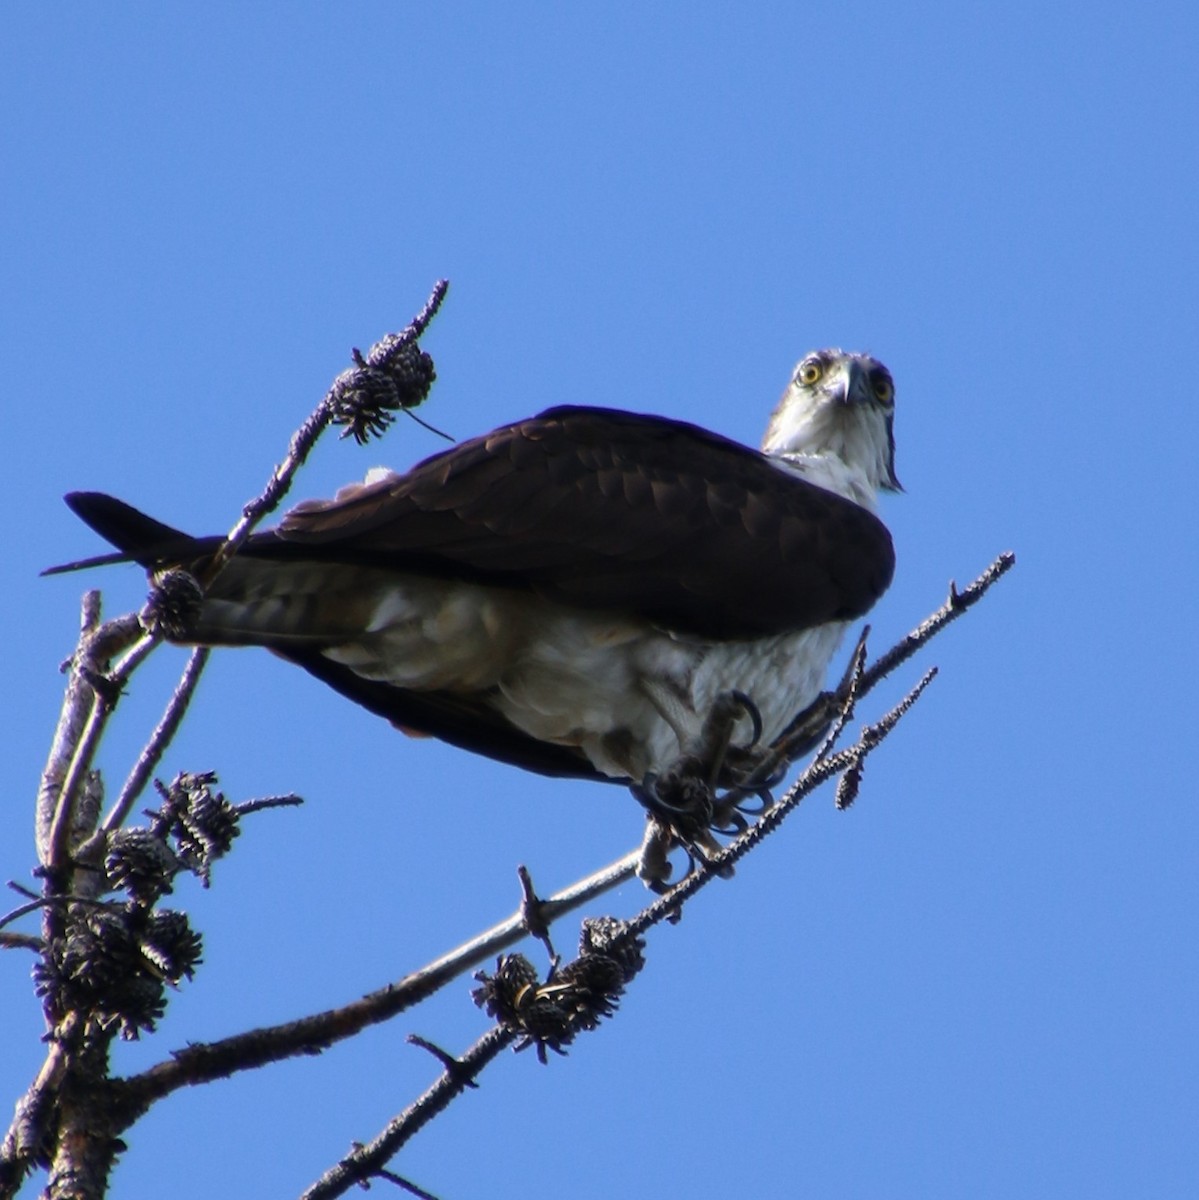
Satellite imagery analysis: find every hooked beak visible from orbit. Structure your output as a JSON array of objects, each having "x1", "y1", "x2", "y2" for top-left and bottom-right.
[{"x1": 835, "y1": 359, "x2": 873, "y2": 407}]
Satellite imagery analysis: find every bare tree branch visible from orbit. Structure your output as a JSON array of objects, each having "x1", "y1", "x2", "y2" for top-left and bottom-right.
[
  {"x1": 0, "y1": 933, "x2": 42, "y2": 953},
  {"x1": 0, "y1": 1013, "x2": 82, "y2": 1199},
  {"x1": 857, "y1": 552, "x2": 1016, "y2": 696},
  {"x1": 4, "y1": 286, "x2": 452, "y2": 1200},
  {"x1": 37, "y1": 600, "x2": 142, "y2": 872},
  {"x1": 110, "y1": 848, "x2": 643, "y2": 1120},
  {"x1": 200, "y1": 277, "x2": 447, "y2": 586},
  {"x1": 299, "y1": 1026, "x2": 516, "y2": 1200},
  {"x1": 96, "y1": 648, "x2": 211, "y2": 843}
]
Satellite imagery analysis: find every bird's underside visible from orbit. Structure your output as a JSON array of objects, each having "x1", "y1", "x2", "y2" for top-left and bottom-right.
[{"x1": 54, "y1": 373, "x2": 898, "y2": 877}]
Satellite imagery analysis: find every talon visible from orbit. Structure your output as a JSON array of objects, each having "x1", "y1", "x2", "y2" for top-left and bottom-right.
[
  {"x1": 729, "y1": 787, "x2": 775, "y2": 817},
  {"x1": 629, "y1": 690, "x2": 776, "y2": 886},
  {"x1": 633, "y1": 766, "x2": 714, "y2": 830},
  {"x1": 726, "y1": 690, "x2": 763, "y2": 747},
  {"x1": 682, "y1": 689, "x2": 766, "y2": 791}
]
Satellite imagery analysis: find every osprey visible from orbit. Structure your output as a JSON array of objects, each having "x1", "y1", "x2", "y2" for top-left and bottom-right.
[{"x1": 56, "y1": 349, "x2": 898, "y2": 846}]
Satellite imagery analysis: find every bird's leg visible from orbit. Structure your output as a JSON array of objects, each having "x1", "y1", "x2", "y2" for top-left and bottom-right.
[
  {"x1": 632, "y1": 630, "x2": 872, "y2": 887},
  {"x1": 645, "y1": 689, "x2": 762, "y2": 818},
  {"x1": 631, "y1": 690, "x2": 763, "y2": 886}
]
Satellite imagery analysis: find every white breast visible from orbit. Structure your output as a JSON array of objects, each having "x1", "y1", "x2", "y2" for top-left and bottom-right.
[{"x1": 320, "y1": 577, "x2": 849, "y2": 781}]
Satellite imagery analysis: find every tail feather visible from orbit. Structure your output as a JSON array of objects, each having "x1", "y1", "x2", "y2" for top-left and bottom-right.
[{"x1": 43, "y1": 492, "x2": 201, "y2": 575}]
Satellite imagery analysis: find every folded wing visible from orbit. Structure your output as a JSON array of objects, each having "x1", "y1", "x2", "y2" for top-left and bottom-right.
[{"x1": 277, "y1": 405, "x2": 895, "y2": 640}]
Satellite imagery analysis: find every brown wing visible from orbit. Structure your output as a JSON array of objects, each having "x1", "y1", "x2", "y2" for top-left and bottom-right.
[{"x1": 276, "y1": 406, "x2": 895, "y2": 640}]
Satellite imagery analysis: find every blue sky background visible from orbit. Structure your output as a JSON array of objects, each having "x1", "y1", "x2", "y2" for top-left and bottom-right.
[{"x1": 2, "y1": 5, "x2": 1196, "y2": 1197}]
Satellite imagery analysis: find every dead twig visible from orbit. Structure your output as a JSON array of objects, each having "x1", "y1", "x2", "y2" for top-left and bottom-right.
[
  {"x1": 858, "y1": 552, "x2": 1015, "y2": 696},
  {"x1": 299, "y1": 1027, "x2": 515, "y2": 1200}
]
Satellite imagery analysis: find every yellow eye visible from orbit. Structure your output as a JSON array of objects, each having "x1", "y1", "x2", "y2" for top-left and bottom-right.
[
  {"x1": 797, "y1": 359, "x2": 823, "y2": 386},
  {"x1": 871, "y1": 373, "x2": 894, "y2": 404}
]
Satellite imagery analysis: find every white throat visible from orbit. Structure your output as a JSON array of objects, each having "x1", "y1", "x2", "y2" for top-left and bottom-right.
[{"x1": 769, "y1": 450, "x2": 881, "y2": 513}]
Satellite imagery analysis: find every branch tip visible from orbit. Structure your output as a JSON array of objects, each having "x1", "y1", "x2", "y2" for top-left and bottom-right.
[
  {"x1": 516, "y1": 866, "x2": 553, "y2": 956},
  {"x1": 406, "y1": 1036, "x2": 475, "y2": 1087}
]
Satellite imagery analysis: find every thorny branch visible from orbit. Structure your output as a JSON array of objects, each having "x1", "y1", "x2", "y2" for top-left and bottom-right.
[
  {"x1": 858, "y1": 552, "x2": 1015, "y2": 694},
  {"x1": 299, "y1": 1027, "x2": 517, "y2": 1200},
  {"x1": 27, "y1": 649, "x2": 913, "y2": 1154}
]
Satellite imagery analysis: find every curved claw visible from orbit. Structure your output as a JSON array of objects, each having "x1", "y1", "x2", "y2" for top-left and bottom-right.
[
  {"x1": 631, "y1": 771, "x2": 711, "y2": 822},
  {"x1": 629, "y1": 690, "x2": 774, "y2": 888},
  {"x1": 726, "y1": 690, "x2": 763, "y2": 749},
  {"x1": 709, "y1": 807, "x2": 749, "y2": 835},
  {"x1": 636, "y1": 815, "x2": 704, "y2": 892},
  {"x1": 728, "y1": 787, "x2": 775, "y2": 817}
]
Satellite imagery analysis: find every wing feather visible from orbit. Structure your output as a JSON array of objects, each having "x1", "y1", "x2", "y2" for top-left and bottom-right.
[{"x1": 275, "y1": 406, "x2": 894, "y2": 639}]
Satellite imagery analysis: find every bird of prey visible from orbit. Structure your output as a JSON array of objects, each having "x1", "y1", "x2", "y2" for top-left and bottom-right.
[{"x1": 56, "y1": 348, "x2": 899, "y2": 869}]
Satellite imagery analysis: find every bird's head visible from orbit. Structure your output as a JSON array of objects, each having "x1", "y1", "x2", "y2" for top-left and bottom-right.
[{"x1": 760, "y1": 349, "x2": 901, "y2": 504}]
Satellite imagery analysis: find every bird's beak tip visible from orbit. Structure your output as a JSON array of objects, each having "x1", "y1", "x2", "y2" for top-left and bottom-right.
[{"x1": 839, "y1": 361, "x2": 872, "y2": 408}]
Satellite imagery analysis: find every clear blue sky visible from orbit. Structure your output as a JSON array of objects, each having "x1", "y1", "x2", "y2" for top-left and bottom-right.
[{"x1": 3, "y1": 5, "x2": 1196, "y2": 1197}]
